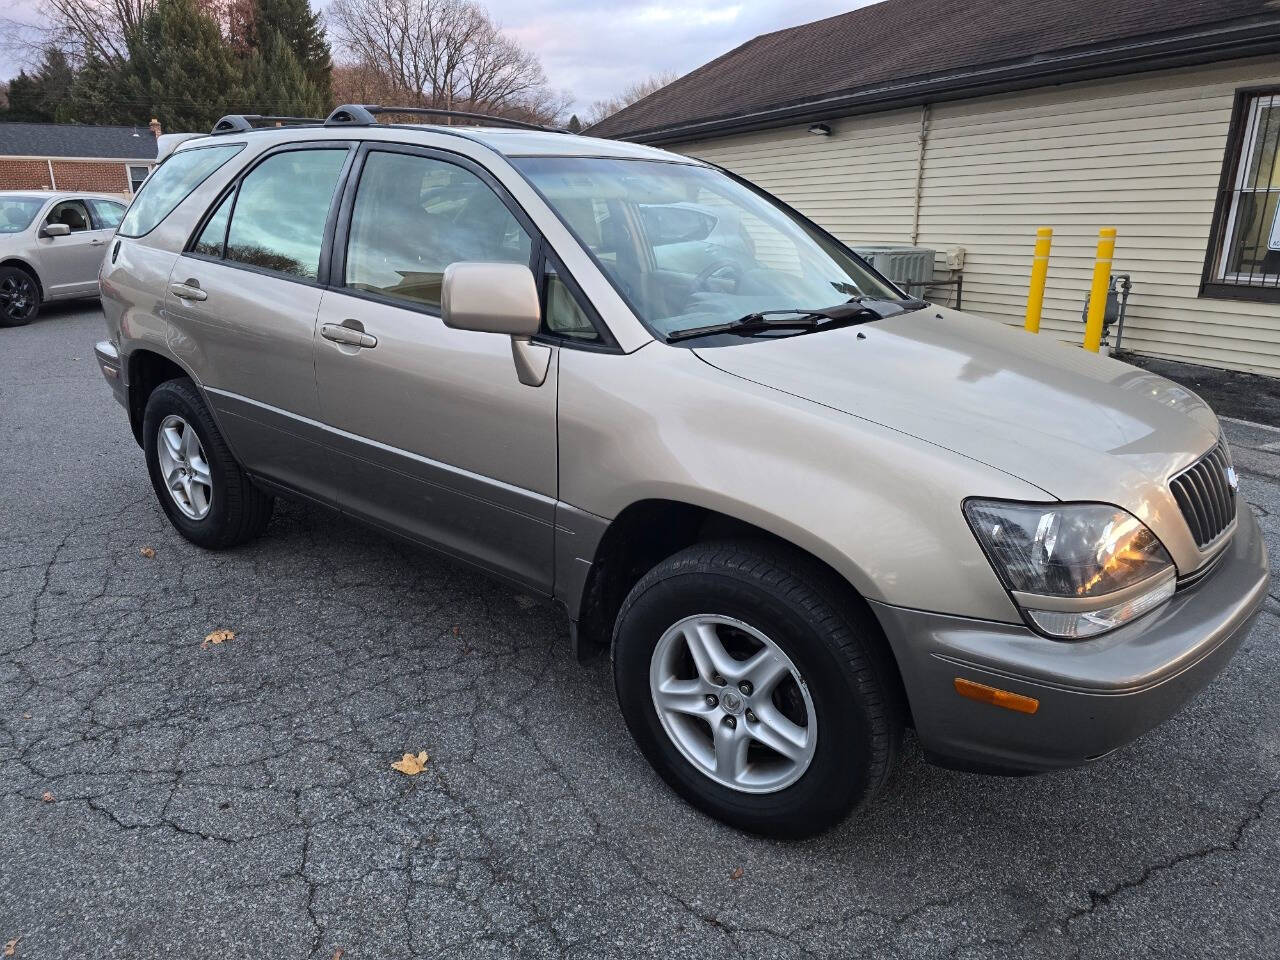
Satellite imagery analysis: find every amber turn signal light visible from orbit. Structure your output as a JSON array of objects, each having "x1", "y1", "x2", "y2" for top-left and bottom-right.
[{"x1": 953, "y1": 677, "x2": 1039, "y2": 714}]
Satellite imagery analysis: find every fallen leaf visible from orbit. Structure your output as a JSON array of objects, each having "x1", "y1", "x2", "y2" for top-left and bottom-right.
[
  {"x1": 201, "y1": 629, "x2": 235, "y2": 650},
  {"x1": 5, "y1": 937, "x2": 17, "y2": 956},
  {"x1": 22, "y1": 713, "x2": 30, "y2": 720},
  {"x1": 452, "y1": 625, "x2": 460, "y2": 637},
  {"x1": 139, "y1": 546, "x2": 156, "y2": 559},
  {"x1": 729, "y1": 867, "x2": 744, "y2": 880},
  {"x1": 391, "y1": 751, "x2": 429, "y2": 776},
  {"x1": 332, "y1": 950, "x2": 344, "y2": 960},
  {"x1": 41, "y1": 792, "x2": 54, "y2": 803}
]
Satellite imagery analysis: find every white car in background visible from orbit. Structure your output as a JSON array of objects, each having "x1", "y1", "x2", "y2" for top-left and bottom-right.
[{"x1": 0, "y1": 190, "x2": 127, "y2": 326}]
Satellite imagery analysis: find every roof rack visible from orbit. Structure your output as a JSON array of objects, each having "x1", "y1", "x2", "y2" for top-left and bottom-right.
[
  {"x1": 210, "y1": 115, "x2": 324, "y2": 135},
  {"x1": 323, "y1": 104, "x2": 567, "y2": 133}
]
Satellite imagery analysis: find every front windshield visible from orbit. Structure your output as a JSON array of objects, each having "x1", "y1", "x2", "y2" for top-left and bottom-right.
[
  {"x1": 512, "y1": 156, "x2": 904, "y2": 338},
  {"x1": 0, "y1": 197, "x2": 45, "y2": 234}
]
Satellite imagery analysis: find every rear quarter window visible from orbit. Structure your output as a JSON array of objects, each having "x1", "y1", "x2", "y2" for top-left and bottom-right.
[{"x1": 118, "y1": 144, "x2": 245, "y2": 238}]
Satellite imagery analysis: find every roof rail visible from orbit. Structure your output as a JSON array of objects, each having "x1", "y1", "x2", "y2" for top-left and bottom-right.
[
  {"x1": 210, "y1": 115, "x2": 324, "y2": 135},
  {"x1": 323, "y1": 104, "x2": 567, "y2": 133}
]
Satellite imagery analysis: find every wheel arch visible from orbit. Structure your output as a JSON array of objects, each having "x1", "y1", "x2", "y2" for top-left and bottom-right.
[
  {"x1": 0, "y1": 257, "x2": 44, "y2": 298},
  {"x1": 125, "y1": 348, "x2": 199, "y2": 446},
  {"x1": 573, "y1": 497, "x2": 909, "y2": 719}
]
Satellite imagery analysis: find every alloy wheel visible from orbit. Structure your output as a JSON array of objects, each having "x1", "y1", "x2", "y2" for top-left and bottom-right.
[
  {"x1": 156, "y1": 414, "x2": 213, "y2": 520},
  {"x1": 0, "y1": 272, "x2": 35, "y2": 321},
  {"x1": 649, "y1": 614, "x2": 817, "y2": 793}
]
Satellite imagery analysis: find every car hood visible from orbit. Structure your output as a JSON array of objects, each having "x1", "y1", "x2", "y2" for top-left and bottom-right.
[{"x1": 692, "y1": 307, "x2": 1220, "y2": 504}]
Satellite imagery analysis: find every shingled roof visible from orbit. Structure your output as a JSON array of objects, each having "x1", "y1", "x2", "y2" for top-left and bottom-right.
[
  {"x1": 0, "y1": 122, "x2": 158, "y2": 160},
  {"x1": 589, "y1": 0, "x2": 1280, "y2": 144}
]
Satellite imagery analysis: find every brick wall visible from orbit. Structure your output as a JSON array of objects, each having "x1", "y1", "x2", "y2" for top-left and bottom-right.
[
  {"x1": 0, "y1": 159, "x2": 53, "y2": 189},
  {"x1": 50, "y1": 160, "x2": 132, "y2": 195},
  {"x1": 0, "y1": 158, "x2": 142, "y2": 197}
]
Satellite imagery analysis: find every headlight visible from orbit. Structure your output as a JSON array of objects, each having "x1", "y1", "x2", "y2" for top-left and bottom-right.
[{"x1": 963, "y1": 500, "x2": 1175, "y2": 639}]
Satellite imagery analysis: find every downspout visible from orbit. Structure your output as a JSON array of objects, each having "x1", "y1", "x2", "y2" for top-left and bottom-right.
[
  {"x1": 46, "y1": 158, "x2": 57, "y2": 189},
  {"x1": 910, "y1": 103, "x2": 930, "y2": 245}
]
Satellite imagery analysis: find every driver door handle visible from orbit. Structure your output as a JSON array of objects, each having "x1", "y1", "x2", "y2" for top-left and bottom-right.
[{"x1": 321, "y1": 321, "x2": 377, "y2": 349}]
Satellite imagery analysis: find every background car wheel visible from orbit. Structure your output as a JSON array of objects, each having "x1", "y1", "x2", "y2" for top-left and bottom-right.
[
  {"x1": 0, "y1": 266, "x2": 40, "y2": 326},
  {"x1": 613, "y1": 539, "x2": 903, "y2": 839},
  {"x1": 143, "y1": 378, "x2": 274, "y2": 549}
]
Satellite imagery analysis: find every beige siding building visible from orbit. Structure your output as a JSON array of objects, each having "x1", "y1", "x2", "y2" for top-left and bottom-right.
[{"x1": 590, "y1": 0, "x2": 1280, "y2": 378}]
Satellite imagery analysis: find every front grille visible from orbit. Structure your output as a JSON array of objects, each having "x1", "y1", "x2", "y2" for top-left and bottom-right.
[{"x1": 1169, "y1": 441, "x2": 1236, "y2": 548}]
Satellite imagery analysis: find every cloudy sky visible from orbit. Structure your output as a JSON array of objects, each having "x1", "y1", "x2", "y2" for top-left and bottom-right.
[{"x1": 1, "y1": 0, "x2": 876, "y2": 111}]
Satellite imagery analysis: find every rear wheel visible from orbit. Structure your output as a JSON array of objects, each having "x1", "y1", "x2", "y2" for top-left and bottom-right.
[
  {"x1": 613, "y1": 540, "x2": 902, "y2": 838},
  {"x1": 143, "y1": 378, "x2": 273, "y2": 548},
  {"x1": 0, "y1": 266, "x2": 40, "y2": 326}
]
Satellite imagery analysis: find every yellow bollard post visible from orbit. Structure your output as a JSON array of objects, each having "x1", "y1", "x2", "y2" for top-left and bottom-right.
[
  {"x1": 1083, "y1": 227, "x2": 1116, "y2": 353},
  {"x1": 1023, "y1": 227, "x2": 1053, "y2": 333}
]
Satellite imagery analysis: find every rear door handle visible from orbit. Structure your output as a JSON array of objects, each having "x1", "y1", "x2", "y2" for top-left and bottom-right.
[
  {"x1": 169, "y1": 280, "x2": 207, "y2": 302},
  {"x1": 321, "y1": 322, "x2": 377, "y2": 349}
]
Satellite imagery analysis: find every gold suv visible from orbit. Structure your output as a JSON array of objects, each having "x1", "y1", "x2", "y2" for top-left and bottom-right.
[{"x1": 94, "y1": 107, "x2": 1269, "y2": 837}]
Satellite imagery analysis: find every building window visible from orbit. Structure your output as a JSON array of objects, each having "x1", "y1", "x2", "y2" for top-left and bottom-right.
[
  {"x1": 1203, "y1": 89, "x2": 1280, "y2": 301},
  {"x1": 128, "y1": 165, "x2": 151, "y2": 194}
]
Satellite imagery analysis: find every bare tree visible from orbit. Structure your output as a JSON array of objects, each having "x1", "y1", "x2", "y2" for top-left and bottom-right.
[
  {"x1": 585, "y1": 70, "x2": 680, "y2": 126},
  {"x1": 327, "y1": 0, "x2": 568, "y2": 123},
  {"x1": 6, "y1": 0, "x2": 158, "y2": 67}
]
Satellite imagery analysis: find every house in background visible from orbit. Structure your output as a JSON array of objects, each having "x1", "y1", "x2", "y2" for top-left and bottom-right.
[
  {"x1": 590, "y1": 0, "x2": 1280, "y2": 377},
  {"x1": 0, "y1": 120, "x2": 159, "y2": 197}
]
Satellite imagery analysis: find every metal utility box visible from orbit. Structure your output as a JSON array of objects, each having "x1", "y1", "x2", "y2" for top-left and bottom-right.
[{"x1": 851, "y1": 244, "x2": 936, "y2": 290}]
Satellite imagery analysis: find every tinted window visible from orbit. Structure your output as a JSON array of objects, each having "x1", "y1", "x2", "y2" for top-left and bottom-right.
[
  {"x1": 193, "y1": 192, "x2": 232, "y2": 258},
  {"x1": 47, "y1": 199, "x2": 92, "y2": 232},
  {"x1": 119, "y1": 144, "x2": 243, "y2": 237},
  {"x1": 88, "y1": 199, "x2": 125, "y2": 230},
  {"x1": 345, "y1": 151, "x2": 532, "y2": 310},
  {"x1": 225, "y1": 149, "x2": 347, "y2": 280},
  {"x1": 0, "y1": 196, "x2": 45, "y2": 233}
]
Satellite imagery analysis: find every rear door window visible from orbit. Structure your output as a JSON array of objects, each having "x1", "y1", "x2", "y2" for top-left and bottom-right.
[
  {"x1": 119, "y1": 143, "x2": 244, "y2": 238},
  {"x1": 87, "y1": 199, "x2": 126, "y2": 230},
  {"x1": 222, "y1": 149, "x2": 348, "y2": 281}
]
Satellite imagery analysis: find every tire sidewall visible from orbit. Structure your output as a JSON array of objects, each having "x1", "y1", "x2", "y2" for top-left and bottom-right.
[
  {"x1": 614, "y1": 566, "x2": 881, "y2": 836},
  {"x1": 142, "y1": 381, "x2": 234, "y2": 547}
]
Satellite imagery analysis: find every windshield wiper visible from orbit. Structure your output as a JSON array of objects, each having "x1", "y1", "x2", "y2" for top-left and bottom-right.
[{"x1": 666, "y1": 301, "x2": 883, "y2": 343}]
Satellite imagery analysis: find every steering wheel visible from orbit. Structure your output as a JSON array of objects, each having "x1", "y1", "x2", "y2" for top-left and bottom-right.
[{"x1": 693, "y1": 259, "x2": 743, "y2": 293}]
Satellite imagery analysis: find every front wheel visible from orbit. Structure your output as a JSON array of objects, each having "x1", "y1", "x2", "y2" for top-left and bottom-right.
[
  {"x1": 143, "y1": 378, "x2": 274, "y2": 548},
  {"x1": 613, "y1": 540, "x2": 903, "y2": 838},
  {"x1": 0, "y1": 266, "x2": 40, "y2": 326}
]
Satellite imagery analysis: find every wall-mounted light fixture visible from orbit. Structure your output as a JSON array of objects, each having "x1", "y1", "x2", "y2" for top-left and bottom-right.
[{"x1": 808, "y1": 123, "x2": 832, "y2": 136}]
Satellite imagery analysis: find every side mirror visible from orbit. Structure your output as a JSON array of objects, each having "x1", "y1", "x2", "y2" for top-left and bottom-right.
[
  {"x1": 442, "y1": 262, "x2": 550, "y2": 387},
  {"x1": 41, "y1": 222, "x2": 71, "y2": 238},
  {"x1": 441, "y1": 262, "x2": 541, "y2": 336}
]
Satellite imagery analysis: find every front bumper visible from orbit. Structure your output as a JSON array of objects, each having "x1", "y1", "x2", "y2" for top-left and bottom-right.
[
  {"x1": 872, "y1": 505, "x2": 1270, "y2": 774},
  {"x1": 94, "y1": 339, "x2": 127, "y2": 408}
]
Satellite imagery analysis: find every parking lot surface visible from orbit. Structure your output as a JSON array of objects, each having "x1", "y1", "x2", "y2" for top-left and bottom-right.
[{"x1": 2, "y1": 304, "x2": 1278, "y2": 959}]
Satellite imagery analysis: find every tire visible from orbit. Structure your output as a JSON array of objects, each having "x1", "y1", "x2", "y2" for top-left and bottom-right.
[
  {"x1": 613, "y1": 540, "x2": 903, "y2": 839},
  {"x1": 142, "y1": 378, "x2": 274, "y2": 549},
  {"x1": 0, "y1": 265, "x2": 40, "y2": 326}
]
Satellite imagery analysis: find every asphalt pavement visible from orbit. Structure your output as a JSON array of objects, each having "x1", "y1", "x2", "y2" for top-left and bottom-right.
[{"x1": 2, "y1": 303, "x2": 1278, "y2": 959}]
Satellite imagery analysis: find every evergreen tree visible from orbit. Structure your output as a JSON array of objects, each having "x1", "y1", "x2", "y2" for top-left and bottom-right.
[
  {"x1": 234, "y1": 28, "x2": 327, "y2": 118},
  {"x1": 567, "y1": 114, "x2": 582, "y2": 134},
  {"x1": 3, "y1": 48, "x2": 76, "y2": 122},
  {"x1": 242, "y1": 0, "x2": 332, "y2": 109},
  {"x1": 101, "y1": 0, "x2": 243, "y2": 131}
]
